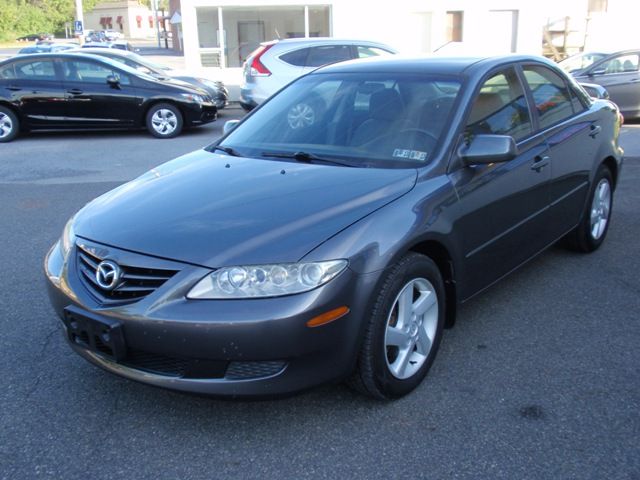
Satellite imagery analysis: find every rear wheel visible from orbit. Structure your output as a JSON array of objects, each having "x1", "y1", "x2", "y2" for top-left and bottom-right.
[
  {"x1": 0, "y1": 107, "x2": 19, "y2": 143},
  {"x1": 349, "y1": 253, "x2": 445, "y2": 399},
  {"x1": 565, "y1": 165, "x2": 613, "y2": 252},
  {"x1": 146, "y1": 103, "x2": 183, "y2": 139}
]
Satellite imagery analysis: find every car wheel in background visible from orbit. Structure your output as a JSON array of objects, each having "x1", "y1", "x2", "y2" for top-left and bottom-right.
[
  {"x1": 565, "y1": 165, "x2": 613, "y2": 252},
  {"x1": 146, "y1": 103, "x2": 183, "y2": 139},
  {"x1": 0, "y1": 107, "x2": 19, "y2": 143},
  {"x1": 349, "y1": 253, "x2": 445, "y2": 399}
]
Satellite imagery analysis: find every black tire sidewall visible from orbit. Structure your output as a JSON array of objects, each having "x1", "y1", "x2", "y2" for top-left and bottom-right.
[
  {"x1": 369, "y1": 254, "x2": 445, "y2": 398},
  {"x1": 146, "y1": 103, "x2": 183, "y2": 139},
  {"x1": 0, "y1": 106, "x2": 19, "y2": 143}
]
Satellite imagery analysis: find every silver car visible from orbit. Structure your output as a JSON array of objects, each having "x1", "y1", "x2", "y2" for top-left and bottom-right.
[{"x1": 240, "y1": 38, "x2": 396, "y2": 110}]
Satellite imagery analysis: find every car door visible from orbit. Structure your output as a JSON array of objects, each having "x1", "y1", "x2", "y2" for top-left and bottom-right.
[
  {"x1": 448, "y1": 67, "x2": 553, "y2": 298},
  {"x1": 521, "y1": 64, "x2": 597, "y2": 238},
  {"x1": 0, "y1": 58, "x2": 66, "y2": 128},
  {"x1": 60, "y1": 58, "x2": 140, "y2": 127},
  {"x1": 582, "y1": 52, "x2": 640, "y2": 115}
]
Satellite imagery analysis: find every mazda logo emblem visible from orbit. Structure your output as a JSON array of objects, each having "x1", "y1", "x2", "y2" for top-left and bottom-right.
[{"x1": 95, "y1": 260, "x2": 121, "y2": 291}]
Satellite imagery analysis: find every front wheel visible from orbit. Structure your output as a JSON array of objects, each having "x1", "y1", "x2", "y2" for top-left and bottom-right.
[
  {"x1": 564, "y1": 165, "x2": 613, "y2": 252},
  {"x1": 146, "y1": 103, "x2": 183, "y2": 139},
  {"x1": 349, "y1": 253, "x2": 445, "y2": 399}
]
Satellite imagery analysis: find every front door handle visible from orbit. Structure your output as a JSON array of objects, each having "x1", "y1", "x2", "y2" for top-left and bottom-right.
[
  {"x1": 6, "y1": 85, "x2": 21, "y2": 91},
  {"x1": 589, "y1": 125, "x2": 602, "y2": 138},
  {"x1": 67, "y1": 89, "x2": 83, "y2": 95},
  {"x1": 531, "y1": 155, "x2": 550, "y2": 173}
]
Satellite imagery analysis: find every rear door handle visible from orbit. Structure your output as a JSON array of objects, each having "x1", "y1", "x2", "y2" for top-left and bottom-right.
[
  {"x1": 531, "y1": 155, "x2": 550, "y2": 172},
  {"x1": 589, "y1": 125, "x2": 602, "y2": 138},
  {"x1": 67, "y1": 89, "x2": 83, "y2": 95}
]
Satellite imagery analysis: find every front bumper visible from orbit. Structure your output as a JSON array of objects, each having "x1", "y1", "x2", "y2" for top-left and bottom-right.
[{"x1": 45, "y1": 239, "x2": 379, "y2": 397}]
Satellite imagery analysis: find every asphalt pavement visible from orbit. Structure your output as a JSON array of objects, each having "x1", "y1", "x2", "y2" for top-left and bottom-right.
[{"x1": 0, "y1": 113, "x2": 639, "y2": 479}]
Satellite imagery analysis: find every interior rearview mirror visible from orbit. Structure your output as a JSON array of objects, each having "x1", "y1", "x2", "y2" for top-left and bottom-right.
[
  {"x1": 460, "y1": 134, "x2": 517, "y2": 165},
  {"x1": 223, "y1": 120, "x2": 241, "y2": 135}
]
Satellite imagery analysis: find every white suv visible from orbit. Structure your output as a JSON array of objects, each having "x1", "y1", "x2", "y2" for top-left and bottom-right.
[{"x1": 240, "y1": 38, "x2": 397, "y2": 110}]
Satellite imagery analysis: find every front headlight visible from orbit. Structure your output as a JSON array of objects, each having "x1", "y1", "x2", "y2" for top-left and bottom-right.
[
  {"x1": 60, "y1": 216, "x2": 76, "y2": 259},
  {"x1": 187, "y1": 260, "x2": 348, "y2": 299},
  {"x1": 180, "y1": 93, "x2": 204, "y2": 103}
]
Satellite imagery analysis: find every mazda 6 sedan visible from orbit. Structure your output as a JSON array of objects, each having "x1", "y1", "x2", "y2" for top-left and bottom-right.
[{"x1": 45, "y1": 55, "x2": 623, "y2": 399}]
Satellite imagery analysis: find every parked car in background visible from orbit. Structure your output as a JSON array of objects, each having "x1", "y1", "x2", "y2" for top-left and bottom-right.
[
  {"x1": 16, "y1": 33, "x2": 53, "y2": 42},
  {"x1": 44, "y1": 54, "x2": 622, "y2": 399},
  {"x1": 240, "y1": 37, "x2": 397, "y2": 110},
  {"x1": 72, "y1": 47, "x2": 229, "y2": 109},
  {"x1": 561, "y1": 49, "x2": 640, "y2": 119},
  {"x1": 18, "y1": 43, "x2": 76, "y2": 54},
  {"x1": 0, "y1": 52, "x2": 217, "y2": 142},
  {"x1": 104, "y1": 29, "x2": 124, "y2": 41},
  {"x1": 83, "y1": 41, "x2": 137, "y2": 52}
]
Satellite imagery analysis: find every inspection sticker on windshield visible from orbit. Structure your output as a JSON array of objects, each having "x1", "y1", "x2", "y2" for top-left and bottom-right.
[{"x1": 392, "y1": 149, "x2": 427, "y2": 161}]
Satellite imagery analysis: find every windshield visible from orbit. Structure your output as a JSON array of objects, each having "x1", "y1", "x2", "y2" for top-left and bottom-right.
[
  {"x1": 559, "y1": 52, "x2": 607, "y2": 73},
  {"x1": 218, "y1": 72, "x2": 461, "y2": 168}
]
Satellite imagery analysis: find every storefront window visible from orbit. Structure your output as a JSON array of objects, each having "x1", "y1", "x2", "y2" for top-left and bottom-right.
[{"x1": 196, "y1": 5, "x2": 331, "y2": 68}]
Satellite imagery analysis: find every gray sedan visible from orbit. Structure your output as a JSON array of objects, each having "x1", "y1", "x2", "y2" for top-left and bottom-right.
[{"x1": 561, "y1": 49, "x2": 640, "y2": 119}]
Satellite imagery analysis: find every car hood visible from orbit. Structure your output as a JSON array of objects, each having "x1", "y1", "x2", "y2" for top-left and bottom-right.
[{"x1": 73, "y1": 151, "x2": 417, "y2": 268}]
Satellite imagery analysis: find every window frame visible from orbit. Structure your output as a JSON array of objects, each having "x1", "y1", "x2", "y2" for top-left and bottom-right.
[{"x1": 9, "y1": 58, "x2": 60, "y2": 83}]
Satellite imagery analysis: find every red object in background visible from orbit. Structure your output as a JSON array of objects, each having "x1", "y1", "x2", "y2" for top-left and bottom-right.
[{"x1": 136, "y1": 15, "x2": 142, "y2": 28}]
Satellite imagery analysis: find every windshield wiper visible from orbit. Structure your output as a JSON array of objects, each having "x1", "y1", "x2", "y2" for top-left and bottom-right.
[
  {"x1": 260, "y1": 151, "x2": 356, "y2": 167},
  {"x1": 213, "y1": 145, "x2": 242, "y2": 157}
]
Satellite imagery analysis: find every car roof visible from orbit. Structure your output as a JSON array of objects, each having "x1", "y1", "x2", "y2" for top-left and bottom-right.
[
  {"x1": 0, "y1": 52, "x2": 139, "y2": 73},
  {"x1": 263, "y1": 37, "x2": 398, "y2": 52},
  {"x1": 316, "y1": 54, "x2": 558, "y2": 77}
]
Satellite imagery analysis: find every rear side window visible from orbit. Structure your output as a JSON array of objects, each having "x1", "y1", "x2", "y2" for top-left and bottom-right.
[
  {"x1": 466, "y1": 68, "x2": 532, "y2": 141},
  {"x1": 0, "y1": 63, "x2": 16, "y2": 80},
  {"x1": 522, "y1": 65, "x2": 575, "y2": 130},
  {"x1": 280, "y1": 48, "x2": 309, "y2": 67},
  {"x1": 356, "y1": 46, "x2": 393, "y2": 58},
  {"x1": 62, "y1": 60, "x2": 131, "y2": 86},
  {"x1": 598, "y1": 53, "x2": 640, "y2": 74},
  {"x1": 305, "y1": 45, "x2": 352, "y2": 67},
  {"x1": 14, "y1": 60, "x2": 57, "y2": 81}
]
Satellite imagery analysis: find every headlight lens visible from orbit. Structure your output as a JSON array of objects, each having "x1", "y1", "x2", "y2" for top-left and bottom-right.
[
  {"x1": 60, "y1": 216, "x2": 76, "y2": 258},
  {"x1": 187, "y1": 260, "x2": 348, "y2": 299},
  {"x1": 180, "y1": 93, "x2": 204, "y2": 103}
]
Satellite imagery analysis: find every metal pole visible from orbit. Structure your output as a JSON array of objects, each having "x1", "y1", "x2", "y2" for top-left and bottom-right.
[
  {"x1": 304, "y1": 6, "x2": 309, "y2": 38},
  {"x1": 153, "y1": 0, "x2": 161, "y2": 48},
  {"x1": 75, "y1": 0, "x2": 84, "y2": 44}
]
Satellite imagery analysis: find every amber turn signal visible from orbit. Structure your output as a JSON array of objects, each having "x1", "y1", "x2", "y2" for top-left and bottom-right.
[{"x1": 306, "y1": 306, "x2": 350, "y2": 328}]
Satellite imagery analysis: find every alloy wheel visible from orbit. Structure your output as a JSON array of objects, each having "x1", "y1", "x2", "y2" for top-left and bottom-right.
[
  {"x1": 0, "y1": 112, "x2": 13, "y2": 139},
  {"x1": 151, "y1": 109, "x2": 178, "y2": 136},
  {"x1": 590, "y1": 178, "x2": 611, "y2": 240},
  {"x1": 384, "y1": 277, "x2": 439, "y2": 380},
  {"x1": 287, "y1": 103, "x2": 315, "y2": 129}
]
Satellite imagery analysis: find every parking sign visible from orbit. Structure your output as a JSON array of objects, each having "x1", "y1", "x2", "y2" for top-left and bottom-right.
[{"x1": 74, "y1": 20, "x2": 83, "y2": 35}]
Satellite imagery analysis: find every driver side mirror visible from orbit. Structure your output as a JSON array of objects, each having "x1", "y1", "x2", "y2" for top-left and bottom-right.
[
  {"x1": 460, "y1": 134, "x2": 517, "y2": 165},
  {"x1": 106, "y1": 75, "x2": 121, "y2": 88},
  {"x1": 589, "y1": 68, "x2": 606, "y2": 76},
  {"x1": 223, "y1": 120, "x2": 240, "y2": 135}
]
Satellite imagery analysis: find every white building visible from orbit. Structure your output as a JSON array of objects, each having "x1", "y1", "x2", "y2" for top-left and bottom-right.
[
  {"x1": 84, "y1": 1, "x2": 158, "y2": 39},
  {"x1": 179, "y1": 0, "x2": 551, "y2": 71}
]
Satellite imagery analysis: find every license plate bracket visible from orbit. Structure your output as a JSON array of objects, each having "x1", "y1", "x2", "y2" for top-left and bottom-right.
[{"x1": 63, "y1": 305, "x2": 126, "y2": 361}]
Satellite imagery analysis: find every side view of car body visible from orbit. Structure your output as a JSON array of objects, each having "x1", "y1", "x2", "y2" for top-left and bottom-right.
[
  {"x1": 561, "y1": 49, "x2": 640, "y2": 119},
  {"x1": 240, "y1": 37, "x2": 397, "y2": 110},
  {"x1": 45, "y1": 55, "x2": 623, "y2": 399},
  {"x1": 72, "y1": 48, "x2": 229, "y2": 109},
  {"x1": 0, "y1": 52, "x2": 217, "y2": 142}
]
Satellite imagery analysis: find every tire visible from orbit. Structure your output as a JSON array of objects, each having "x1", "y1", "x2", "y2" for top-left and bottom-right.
[
  {"x1": 0, "y1": 106, "x2": 19, "y2": 143},
  {"x1": 564, "y1": 165, "x2": 613, "y2": 252},
  {"x1": 146, "y1": 103, "x2": 183, "y2": 139},
  {"x1": 349, "y1": 253, "x2": 445, "y2": 399}
]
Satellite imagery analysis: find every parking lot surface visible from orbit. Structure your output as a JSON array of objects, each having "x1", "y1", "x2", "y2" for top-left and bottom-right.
[{"x1": 1, "y1": 112, "x2": 639, "y2": 479}]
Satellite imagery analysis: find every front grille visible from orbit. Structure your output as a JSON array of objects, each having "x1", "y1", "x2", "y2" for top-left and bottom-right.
[
  {"x1": 122, "y1": 349, "x2": 193, "y2": 377},
  {"x1": 76, "y1": 246, "x2": 178, "y2": 305},
  {"x1": 226, "y1": 361, "x2": 287, "y2": 380}
]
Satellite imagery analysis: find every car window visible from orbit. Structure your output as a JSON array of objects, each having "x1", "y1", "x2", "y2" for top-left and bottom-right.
[
  {"x1": 466, "y1": 68, "x2": 532, "y2": 142},
  {"x1": 305, "y1": 45, "x2": 352, "y2": 67},
  {"x1": 62, "y1": 60, "x2": 131, "y2": 86},
  {"x1": 0, "y1": 63, "x2": 16, "y2": 80},
  {"x1": 522, "y1": 65, "x2": 575, "y2": 130},
  {"x1": 14, "y1": 60, "x2": 57, "y2": 81},
  {"x1": 280, "y1": 48, "x2": 309, "y2": 67},
  {"x1": 598, "y1": 53, "x2": 639, "y2": 74},
  {"x1": 219, "y1": 72, "x2": 461, "y2": 168},
  {"x1": 356, "y1": 46, "x2": 393, "y2": 58}
]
